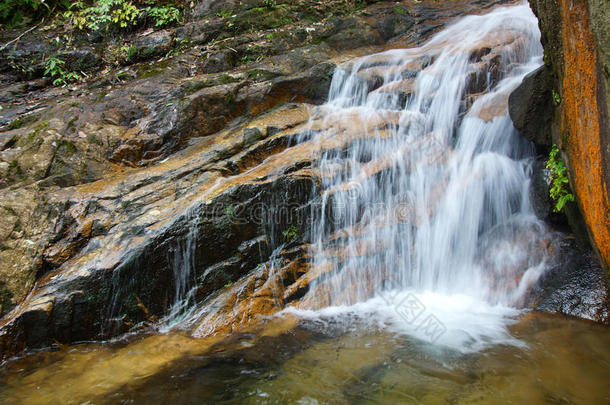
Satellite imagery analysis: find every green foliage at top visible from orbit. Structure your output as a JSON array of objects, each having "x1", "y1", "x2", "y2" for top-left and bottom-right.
[
  {"x1": 44, "y1": 56, "x2": 81, "y2": 85},
  {"x1": 64, "y1": 0, "x2": 140, "y2": 30},
  {"x1": 146, "y1": 5, "x2": 179, "y2": 27},
  {"x1": 546, "y1": 144, "x2": 574, "y2": 213},
  {"x1": 1, "y1": 0, "x2": 68, "y2": 27}
]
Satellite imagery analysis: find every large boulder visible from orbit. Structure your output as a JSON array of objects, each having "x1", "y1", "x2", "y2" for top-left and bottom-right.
[
  {"x1": 525, "y1": 0, "x2": 610, "y2": 270},
  {"x1": 508, "y1": 65, "x2": 554, "y2": 151}
]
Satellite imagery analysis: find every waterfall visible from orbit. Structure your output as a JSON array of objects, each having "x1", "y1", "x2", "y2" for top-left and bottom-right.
[
  {"x1": 173, "y1": 3, "x2": 552, "y2": 351},
  {"x1": 162, "y1": 208, "x2": 200, "y2": 327},
  {"x1": 294, "y1": 2, "x2": 548, "y2": 338}
]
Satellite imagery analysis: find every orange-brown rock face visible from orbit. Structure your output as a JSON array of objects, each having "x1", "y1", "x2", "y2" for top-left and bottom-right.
[
  {"x1": 558, "y1": 0, "x2": 610, "y2": 268},
  {"x1": 528, "y1": 0, "x2": 610, "y2": 269}
]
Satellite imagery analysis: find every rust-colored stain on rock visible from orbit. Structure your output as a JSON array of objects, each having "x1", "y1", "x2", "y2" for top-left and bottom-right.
[{"x1": 560, "y1": 0, "x2": 610, "y2": 268}]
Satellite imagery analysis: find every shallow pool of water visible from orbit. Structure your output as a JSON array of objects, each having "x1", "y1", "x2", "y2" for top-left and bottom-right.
[{"x1": 1, "y1": 311, "x2": 608, "y2": 404}]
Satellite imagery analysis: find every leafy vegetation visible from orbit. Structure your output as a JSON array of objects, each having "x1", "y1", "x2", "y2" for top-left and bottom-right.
[
  {"x1": 64, "y1": 0, "x2": 140, "y2": 30},
  {"x1": 44, "y1": 56, "x2": 80, "y2": 85},
  {"x1": 552, "y1": 90, "x2": 561, "y2": 105},
  {"x1": 1, "y1": 0, "x2": 68, "y2": 27},
  {"x1": 146, "y1": 5, "x2": 179, "y2": 27},
  {"x1": 215, "y1": 8, "x2": 233, "y2": 18},
  {"x1": 282, "y1": 224, "x2": 298, "y2": 242},
  {"x1": 546, "y1": 144, "x2": 574, "y2": 213}
]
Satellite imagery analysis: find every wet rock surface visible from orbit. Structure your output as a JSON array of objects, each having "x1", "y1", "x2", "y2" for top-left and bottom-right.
[
  {"x1": 2, "y1": 0, "x2": 607, "y2": 360},
  {"x1": 508, "y1": 0, "x2": 609, "y2": 323},
  {"x1": 508, "y1": 65, "x2": 554, "y2": 151},
  {"x1": 530, "y1": 236, "x2": 609, "y2": 323},
  {"x1": 524, "y1": 0, "x2": 610, "y2": 270}
]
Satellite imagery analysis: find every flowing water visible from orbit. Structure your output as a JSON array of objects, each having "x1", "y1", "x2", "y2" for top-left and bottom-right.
[
  {"x1": 287, "y1": 1, "x2": 550, "y2": 351},
  {"x1": 1, "y1": 3, "x2": 609, "y2": 404},
  {"x1": 306, "y1": 2, "x2": 545, "y2": 306}
]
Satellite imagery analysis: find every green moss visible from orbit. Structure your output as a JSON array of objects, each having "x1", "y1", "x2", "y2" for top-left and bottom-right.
[
  {"x1": 67, "y1": 116, "x2": 78, "y2": 132},
  {"x1": 7, "y1": 117, "x2": 25, "y2": 130},
  {"x1": 227, "y1": 5, "x2": 294, "y2": 34},
  {"x1": 393, "y1": 5, "x2": 409, "y2": 15},
  {"x1": 18, "y1": 120, "x2": 49, "y2": 146},
  {"x1": 216, "y1": 8, "x2": 233, "y2": 18},
  {"x1": 6, "y1": 113, "x2": 40, "y2": 130},
  {"x1": 88, "y1": 133, "x2": 103, "y2": 145},
  {"x1": 135, "y1": 59, "x2": 171, "y2": 79},
  {"x1": 219, "y1": 74, "x2": 238, "y2": 84},
  {"x1": 183, "y1": 79, "x2": 214, "y2": 93},
  {"x1": 247, "y1": 69, "x2": 278, "y2": 82},
  {"x1": 60, "y1": 140, "x2": 78, "y2": 155},
  {"x1": 95, "y1": 91, "x2": 108, "y2": 102},
  {"x1": 8, "y1": 160, "x2": 22, "y2": 177}
]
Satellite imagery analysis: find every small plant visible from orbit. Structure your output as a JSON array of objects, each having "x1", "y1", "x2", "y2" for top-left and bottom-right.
[
  {"x1": 44, "y1": 56, "x2": 80, "y2": 86},
  {"x1": 282, "y1": 224, "x2": 298, "y2": 242},
  {"x1": 64, "y1": 0, "x2": 140, "y2": 31},
  {"x1": 552, "y1": 90, "x2": 561, "y2": 106},
  {"x1": 264, "y1": 0, "x2": 276, "y2": 8},
  {"x1": 0, "y1": 0, "x2": 67, "y2": 27},
  {"x1": 146, "y1": 5, "x2": 180, "y2": 27},
  {"x1": 216, "y1": 8, "x2": 233, "y2": 18},
  {"x1": 223, "y1": 280, "x2": 233, "y2": 288},
  {"x1": 546, "y1": 144, "x2": 574, "y2": 212}
]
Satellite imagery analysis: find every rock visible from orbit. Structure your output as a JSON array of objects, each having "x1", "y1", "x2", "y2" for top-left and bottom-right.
[
  {"x1": 528, "y1": 236, "x2": 609, "y2": 323},
  {"x1": 198, "y1": 50, "x2": 237, "y2": 74},
  {"x1": 529, "y1": 157, "x2": 553, "y2": 221},
  {"x1": 528, "y1": 0, "x2": 610, "y2": 270},
  {"x1": 377, "y1": 8, "x2": 416, "y2": 40},
  {"x1": 324, "y1": 17, "x2": 384, "y2": 50},
  {"x1": 243, "y1": 127, "x2": 264, "y2": 147},
  {"x1": 0, "y1": 0, "x2": 534, "y2": 360},
  {"x1": 508, "y1": 65, "x2": 554, "y2": 149},
  {"x1": 0, "y1": 103, "x2": 315, "y2": 358},
  {"x1": 61, "y1": 49, "x2": 102, "y2": 73}
]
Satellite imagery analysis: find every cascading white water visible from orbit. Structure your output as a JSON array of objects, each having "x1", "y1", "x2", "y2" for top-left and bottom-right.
[
  {"x1": 171, "y1": 2, "x2": 553, "y2": 351},
  {"x1": 162, "y1": 208, "x2": 200, "y2": 327},
  {"x1": 289, "y1": 3, "x2": 550, "y2": 348}
]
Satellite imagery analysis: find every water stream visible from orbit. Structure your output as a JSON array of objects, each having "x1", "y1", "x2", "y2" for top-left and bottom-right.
[
  {"x1": 284, "y1": 2, "x2": 550, "y2": 351},
  {"x1": 307, "y1": 2, "x2": 544, "y2": 305}
]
